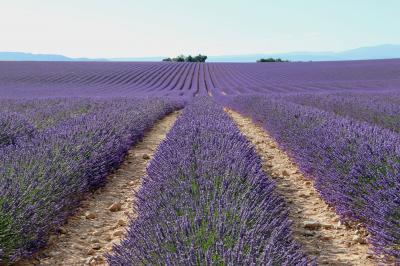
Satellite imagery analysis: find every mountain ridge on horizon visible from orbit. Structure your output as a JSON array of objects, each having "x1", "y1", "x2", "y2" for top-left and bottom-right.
[{"x1": 1, "y1": 44, "x2": 400, "y2": 62}]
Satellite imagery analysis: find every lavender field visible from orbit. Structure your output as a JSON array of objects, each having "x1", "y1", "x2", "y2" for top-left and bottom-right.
[{"x1": 1, "y1": 60, "x2": 400, "y2": 264}]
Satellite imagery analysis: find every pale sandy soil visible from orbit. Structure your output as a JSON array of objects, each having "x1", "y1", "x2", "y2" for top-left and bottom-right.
[
  {"x1": 15, "y1": 111, "x2": 179, "y2": 266},
  {"x1": 227, "y1": 109, "x2": 377, "y2": 266}
]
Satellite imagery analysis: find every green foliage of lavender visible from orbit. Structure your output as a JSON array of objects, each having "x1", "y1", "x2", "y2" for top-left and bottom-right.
[{"x1": 107, "y1": 98, "x2": 310, "y2": 265}]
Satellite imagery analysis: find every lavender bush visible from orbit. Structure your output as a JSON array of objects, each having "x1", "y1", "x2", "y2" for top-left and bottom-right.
[
  {"x1": 107, "y1": 98, "x2": 310, "y2": 265},
  {"x1": 225, "y1": 95, "x2": 400, "y2": 261},
  {"x1": 0, "y1": 98, "x2": 180, "y2": 263},
  {"x1": 0, "y1": 112, "x2": 35, "y2": 147}
]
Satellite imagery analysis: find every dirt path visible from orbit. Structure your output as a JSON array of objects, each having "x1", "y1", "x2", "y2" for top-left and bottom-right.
[
  {"x1": 227, "y1": 109, "x2": 376, "y2": 266},
  {"x1": 17, "y1": 111, "x2": 179, "y2": 266}
]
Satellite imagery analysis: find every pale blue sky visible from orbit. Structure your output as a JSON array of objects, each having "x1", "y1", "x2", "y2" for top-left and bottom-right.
[{"x1": 0, "y1": 0, "x2": 399, "y2": 57}]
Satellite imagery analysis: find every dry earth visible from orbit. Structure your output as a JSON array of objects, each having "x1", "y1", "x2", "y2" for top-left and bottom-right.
[
  {"x1": 15, "y1": 111, "x2": 179, "y2": 266},
  {"x1": 227, "y1": 109, "x2": 376, "y2": 266}
]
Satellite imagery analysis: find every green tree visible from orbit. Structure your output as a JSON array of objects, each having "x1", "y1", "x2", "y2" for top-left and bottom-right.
[
  {"x1": 257, "y1": 58, "x2": 288, "y2": 63},
  {"x1": 162, "y1": 54, "x2": 208, "y2": 62}
]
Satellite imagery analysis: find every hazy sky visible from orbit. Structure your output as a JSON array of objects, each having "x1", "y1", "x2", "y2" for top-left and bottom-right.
[{"x1": 0, "y1": 0, "x2": 399, "y2": 57}]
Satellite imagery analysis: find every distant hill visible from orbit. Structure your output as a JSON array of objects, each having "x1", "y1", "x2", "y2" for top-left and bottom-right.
[
  {"x1": 207, "y1": 44, "x2": 400, "y2": 62},
  {"x1": 109, "y1": 56, "x2": 164, "y2": 62},
  {"x1": 1, "y1": 44, "x2": 400, "y2": 62},
  {"x1": 0, "y1": 52, "x2": 74, "y2": 61},
  {"x1": 0, "y1": 52, "x2": 105, "y2": 62}
]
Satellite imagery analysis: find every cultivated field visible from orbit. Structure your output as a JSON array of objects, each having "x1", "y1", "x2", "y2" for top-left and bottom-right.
[{"x1": 0, "y1": 60, "x2": 399, "y2": 265}]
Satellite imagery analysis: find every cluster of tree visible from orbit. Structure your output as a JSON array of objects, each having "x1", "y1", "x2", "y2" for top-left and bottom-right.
[
  {"x1": 163, "y1": 54, "x2": 207, "y2": 62},
  {"x1": 256, "y1": 58, "x2": 289, "y2": 63}
]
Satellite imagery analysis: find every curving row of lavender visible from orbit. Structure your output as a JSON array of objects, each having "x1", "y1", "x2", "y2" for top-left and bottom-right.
[
  {"x1": 107, "y1": 98, "x2": 311, "y2": 265},
  {"x1": 0, "y1": 98, "x2": 106, "y2": 149},
  {"x1": 283, "y1": 91, "x2": 400, "y2": 133},
  {"x1": 224, "y1": 95, "x2": 400, "y2": 261},
  {"x1": 0, "y1": 98, "x2": 106, "y2": 130},
  {"x1": 0, "y1": 98, "x2": 180, "y2": 263}
]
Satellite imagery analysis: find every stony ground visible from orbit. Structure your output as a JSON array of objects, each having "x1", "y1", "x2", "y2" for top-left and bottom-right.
[
  {"x1": 16, "y1": 111, "x2": 179, "y2": 266},
  {"x1": 227, "y1": 109, "x2": 376, "y2": 266}
]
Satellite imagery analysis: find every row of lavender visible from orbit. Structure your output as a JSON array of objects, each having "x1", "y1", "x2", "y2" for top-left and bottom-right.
[
  {"x1": 0, "y1": 99, "x2": 105, "y2": 148},
  {"x1": 0, "y1": 98, "x2": 180, "y2": 263},
  {"x1": 224, "y1": 95, "x2": 400, "y2": 261},
  {"x1": 283, "y1": 91, "x2": 400, "y2": 133},
  {"x1": 107, "y1": 98, "x2": 311, "y2": 265}
]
